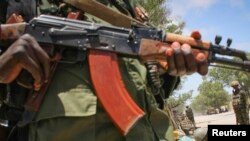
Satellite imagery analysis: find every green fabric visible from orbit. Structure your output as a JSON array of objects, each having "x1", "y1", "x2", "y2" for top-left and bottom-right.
[
  {"x1": 30, "y1": 58, "x2": 174, "y2": 141},
  {"x1": 27, "y1": 0, "x2": 175, "y2": 141},
  {"x1": 35, "y1": 63, "x2": 96, "y2": 120}
]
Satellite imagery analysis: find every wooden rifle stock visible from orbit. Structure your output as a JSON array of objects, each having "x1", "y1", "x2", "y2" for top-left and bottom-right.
[{"x1": 63, "y1": 0, "x2": 145, "y2": 27}]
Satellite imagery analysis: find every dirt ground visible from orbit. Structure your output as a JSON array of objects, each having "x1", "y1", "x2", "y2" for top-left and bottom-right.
[{"x1": 195, "y1": 110, "x2": 250, "y2": 127}]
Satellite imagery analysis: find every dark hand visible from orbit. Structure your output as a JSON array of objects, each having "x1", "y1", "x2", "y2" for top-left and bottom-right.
[
  {"x1": 166, "y1": 31, "x2": 208, "y2": 76},
  {"x1": 0, "y1": 34, "x2": 50, "y2": 91}
]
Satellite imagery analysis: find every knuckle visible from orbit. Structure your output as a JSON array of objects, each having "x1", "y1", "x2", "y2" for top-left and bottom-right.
[
  {"x1": 14, "y1": 38, "x2": 29, "y2": 48},
  {"x1": 20, "y1": 34, "x2": 36, "y2": 43},
  {"x1": 182, "y1": 44, "x2": 191, "y2": 49},
  {"x1": 14, "y1": 37, "x2": 26, "y2": 45},
  {"x1": 12, "y1": 47, "x2": 27, "y2": 59},
  {"x1": 172, "y1": 42, "x2": 181, "y2": 46},
  {"x1": 171, "y1": 42, "x2": 181, "y2": 49},
  {"x1": 21, "y1": 34, "x2": 33, "y2": 40}
]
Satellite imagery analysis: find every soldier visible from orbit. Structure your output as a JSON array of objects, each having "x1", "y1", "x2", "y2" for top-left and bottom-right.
[
  {"x1": 0, "y1": 0, "x2": 209, "y2": 141},
  {"x1": 231, "y1": 80, "x2": 249, "y2": 125},
  {"x1": 185, "y1": 105, "x2": 196, "y2": 127}
]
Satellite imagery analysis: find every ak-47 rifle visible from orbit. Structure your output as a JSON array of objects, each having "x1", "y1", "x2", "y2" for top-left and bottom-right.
[{"x1": 0, "y1": 15, "x2": 250, "y2": 135}]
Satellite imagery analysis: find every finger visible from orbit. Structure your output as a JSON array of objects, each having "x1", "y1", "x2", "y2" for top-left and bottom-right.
[
  {"x1": 196, "y1": 53, "x2": 208, "y2": 75},
  {"x1": 17, "y1": 49, "x2": 44, "y2": 91},
  {"x1": 21, "y1": 34, "x2": 50, "y2": 82},
  {"x1": 172, "y1": 42, "x2": 186, "y2": 76},
  {"x1": 166, "y1": 47, "x2": 177, "y2": 75},
  {"x1": 181, "y1": 44, "x2": 197, "y2": 75},
  {"x1": 23, "y1": 41, "x2": 44, "y2": 89},
  {"x1": 18, "y1": 37, "x2": 44, "y2": 81},
  {"x1": 19, "y1": 37, "x2": 41, "y2": 65},
  {"x1": 191, "y1": 30, "x2": 201, "y2": 40},
  {"x1": 139, "y1": 7, "x2": 149, "y2": 20},
  {"x1": 0, "y1": 65, "x2": 22, "y2": 84}
]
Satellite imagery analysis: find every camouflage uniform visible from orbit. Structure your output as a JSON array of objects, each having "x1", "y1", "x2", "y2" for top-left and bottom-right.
[
  {"x1": 231, "y1": 81, "x2": 249, "y2": 125},
  {"x1": 1, "y1": 0, "x2": 180, "y2": 141}
]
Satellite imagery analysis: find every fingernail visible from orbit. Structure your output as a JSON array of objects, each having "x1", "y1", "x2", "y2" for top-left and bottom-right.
[
  {"x1": 191, "y1": 31, "x2": 201, "y2": 40},
  {"x1": 166, "y1": 48, "x2": 174, "y2": 56},
  {"x1": 171, "y1": 42, "x2": 181, "y2": 54},
  {"x1": 181, "y1": 44, "x2": 192, "y2": 55},
  {"x1": 196, "y1": 53, "x2": 206, "y2": 61},
  {"x1": 34, "y1": 82, "x2": 41, "y2": 91}
]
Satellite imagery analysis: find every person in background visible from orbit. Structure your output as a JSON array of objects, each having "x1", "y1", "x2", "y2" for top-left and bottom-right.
[
  {"x1": 185, "y1": 105, "x2": 196, "y2": 127},
  {"x1": 230, "y1": 80, "x2": 249, "y2": 125}
]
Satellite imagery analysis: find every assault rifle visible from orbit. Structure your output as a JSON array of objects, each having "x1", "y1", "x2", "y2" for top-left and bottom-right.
[{"x1": 0, "y1": 15, "x2": 250, "y2": 135}]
